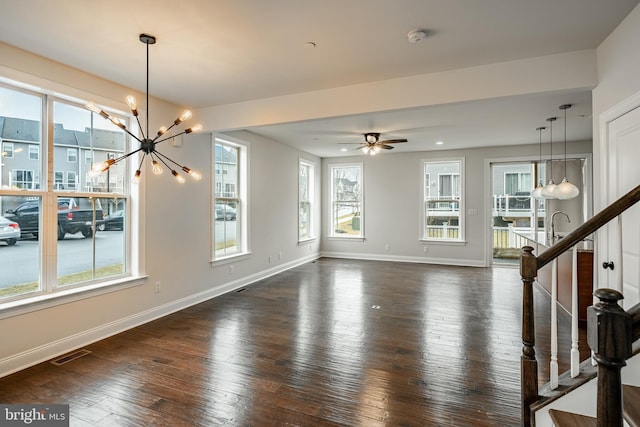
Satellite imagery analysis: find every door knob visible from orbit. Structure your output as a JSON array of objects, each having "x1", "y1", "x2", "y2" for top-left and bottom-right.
[{"x1": 602, "y1": 261, "x2": 615, "y2": 270}]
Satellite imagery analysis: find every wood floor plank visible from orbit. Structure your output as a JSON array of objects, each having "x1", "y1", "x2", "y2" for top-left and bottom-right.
[{"x1": 0, "y1": 258, "x2": 589, "y2": 426}]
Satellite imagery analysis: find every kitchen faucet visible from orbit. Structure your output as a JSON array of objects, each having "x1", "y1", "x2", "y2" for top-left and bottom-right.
[{"x1": 550, "y1": 211, "x2": 570, "y2": 241}]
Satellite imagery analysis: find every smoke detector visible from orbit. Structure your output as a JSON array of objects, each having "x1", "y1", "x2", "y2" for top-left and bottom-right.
[{"x1": 407, "y1": 29, "x2": 428, "y2": 44}]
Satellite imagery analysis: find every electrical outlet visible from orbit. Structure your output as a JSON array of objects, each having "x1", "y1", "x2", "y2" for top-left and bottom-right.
[
  {"x1": 278, "y1": 252, "x2": 282, "y2": 260},
  {"x1": 385, "y1": 244, "x2": 390, "y2": 251},
  {"x1": 268, "y1": 255, "x2": 272, "y2": 264},
  {"x1": 229, "y1": 264, "x2": 235, "y2": 274},
  {"x1": 154, "y1": 281, "x2": 161, "y2": 293},
  {"x1": 423, "y1": 246, "x2": 429, "y2": 253}
]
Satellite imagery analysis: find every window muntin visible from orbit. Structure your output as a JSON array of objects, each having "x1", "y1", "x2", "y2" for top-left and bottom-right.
[
  {"x1": 329, "y1": 163, "x2": 363, "y2": 238},
  {"x1": 213, "y1": 137, "x2": 246, "y2": 259},
  {"x1": 423, "y1": 159, "x2": 464, "y2": 241},
  {"x1": 299, "y1": 159, "x2": 315, "y2": 241},
  {"x1": 0, "y1": 83, "x2": 133, "y2": 303}
]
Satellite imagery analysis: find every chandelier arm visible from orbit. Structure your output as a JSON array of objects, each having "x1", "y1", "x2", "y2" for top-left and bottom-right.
[
  {"x1": 153, "y1": 130, "x2": 188, "y2": 146},
  {"x1": 151, "y1": 123, "x2": 181, "y2": 143},
  {"x1": 152, "y1": 152, "x2": 176, "y2": 172},
  {"x1": 112, "y1": 146, "x2": 144, "y2": 164},
  {"x1": 134, "y1": 115, "x2": 146, "y2": 140},
  {"x1": 153, "y1": 149, "x2": 185, "y2": 169}
]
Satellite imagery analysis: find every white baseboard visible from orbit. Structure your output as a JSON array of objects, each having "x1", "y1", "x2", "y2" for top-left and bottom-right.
[{"x1": 320, "y1": 251, "x2": 486, "y2": 267}]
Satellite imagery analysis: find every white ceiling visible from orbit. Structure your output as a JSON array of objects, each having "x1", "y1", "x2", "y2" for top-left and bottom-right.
[{"x1": 1, "y1": 0, "x2": 638, "y2": 157}]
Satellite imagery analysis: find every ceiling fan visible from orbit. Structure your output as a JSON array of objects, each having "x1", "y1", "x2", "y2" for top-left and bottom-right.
[{"x1": 339, "y1": 132, "x2": 408, "y2": 155}]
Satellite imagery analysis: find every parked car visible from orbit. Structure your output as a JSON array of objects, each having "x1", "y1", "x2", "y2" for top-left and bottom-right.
[
  {"x1": 215, "y1": 204, "x2": 237, "y2": 221},
  {"x1": 0, "y1": 216, "x2": 20, "y2": 246},
  {"x1": 4, "y1": 197, "x2": 104, "y2": 240},
  {"x1": 102, "y1": 210, "x2": 124, "y2": 231}
]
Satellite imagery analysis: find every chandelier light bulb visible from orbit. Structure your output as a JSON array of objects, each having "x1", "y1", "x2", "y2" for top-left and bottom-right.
[
  {"x1": 182, "y1": 167, "x2": 202, "y2": 181},
  {"x1": 126, "y1": 96, "x2": 138, "y2": 116},
  {"x1": 185, "y1": 124, "x2": 203, "y2": 134},
  {"x1": 151, "y1": 160, "x2": 163, "y2": 175},
  {"x1": 85, "y1": 102, "x2": 102, "y2": 114},
  {"x1": 156, "y1": 126, "x2": 167, "y2": 136},
  {"x1": 133, "y1": 169, "x2": 141, "y2": 184},
  {"x1": 172, "y1": 170, "x2": 186, "y2": 183}
]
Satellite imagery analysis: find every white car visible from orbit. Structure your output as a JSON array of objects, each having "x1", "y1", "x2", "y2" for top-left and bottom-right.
[{"x1": 0, "y1": 216, "x2": 20, "y2": 246}]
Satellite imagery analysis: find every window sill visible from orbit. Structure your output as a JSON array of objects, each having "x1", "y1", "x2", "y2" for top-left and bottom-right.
[
  {"x1": 420, "y1": 239, "x2": 467, "y2": 246},
  {"x1": 328, "y1": 236, "x2": 365, "y2": 242},
  {"x1": 298, "y1": 237, "x2": 316, "y2": 245},
  {"x1": 0, "y1": 275, "x2": 147, "y2": 320},
  {"x1": 211, "y1": 251, "x2": 252, "y2": 266}
]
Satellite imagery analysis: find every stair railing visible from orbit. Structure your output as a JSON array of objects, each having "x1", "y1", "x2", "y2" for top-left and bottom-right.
[{"x1": 520, "y1": 183, "x2": 640, "y2": 426}]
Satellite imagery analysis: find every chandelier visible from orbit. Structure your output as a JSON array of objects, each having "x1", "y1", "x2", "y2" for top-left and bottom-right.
[{"x1": 85, "y1": 33, "x2": 202, "y2": 184}]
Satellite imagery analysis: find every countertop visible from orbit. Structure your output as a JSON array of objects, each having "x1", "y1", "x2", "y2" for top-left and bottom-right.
[{"x1": 515, "y1": 230, "x2": 593, "y2": 251}]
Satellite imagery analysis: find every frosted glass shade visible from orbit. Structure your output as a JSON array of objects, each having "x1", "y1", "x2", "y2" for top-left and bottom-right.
[
  {"x1": 531, "y1": 183, "x2": 544, "y2": 199},
  {"x1": 553, "y1": 177, "x2": 580, "y2": 199},
  {"x1": 541, "y1": 180, "x2": 557, "y2": 199}
]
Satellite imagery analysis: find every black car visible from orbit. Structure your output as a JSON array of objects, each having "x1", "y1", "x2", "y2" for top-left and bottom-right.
[{"x1": 102, "y1": 210, "x2": 124, "y2": 231}]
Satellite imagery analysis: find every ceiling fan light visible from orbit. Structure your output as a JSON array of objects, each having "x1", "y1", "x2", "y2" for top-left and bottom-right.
[{"x1": 553, "y1": 177, "x2": 580, "y2": 199}]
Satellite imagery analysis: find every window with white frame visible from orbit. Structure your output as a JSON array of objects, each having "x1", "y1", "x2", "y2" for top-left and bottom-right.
[
  {"x1": 423, "y1": 159, "x2": 464, "y2": 241},
  {"x1": 329, "y1": 163, "x2": 363, "y2": 238},
  {"x1": 67, "y1": 148, "x2": 77, "y2": 163},
  {"x1": 213, "y1": 137, "x2": 247, "y2": 259},
  {"x1": 29, "y1": 145, "x2": 39, "y2": 160},
  {"x1": 2, "y1": 142, "x2": 14, "y2": 158},
  {"x1": 0, "y1": 83, "x2": 134, "y2": 304},
  {"x1": 84, "y1": 150, "x2": 92, "y2": 164},
  {"x1": 11, "y1": 169, "x2": 35, "y2": 189},
  {"x1": 299, "y1": 158, "x2": 315, "y2": 241}
]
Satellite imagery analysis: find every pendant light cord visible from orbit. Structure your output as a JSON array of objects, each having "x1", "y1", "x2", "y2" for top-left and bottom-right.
[{"x1": 146, "y1": 40, "x2": 150, "y2": 139}]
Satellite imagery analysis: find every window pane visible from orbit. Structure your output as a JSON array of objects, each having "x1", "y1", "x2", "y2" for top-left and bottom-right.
[
  {"x1": 0, "y1": 195, "x2": 41, "y2": 299},
  {"x1": 214, "y1": 141, "x2": 242, "y2": 258},
  {"x1": 299, "y1": 161, "x2": 313, "y2": 240},
  {"x1": 0, "y1": 86, "x2": 42, "y2": 190},
  {"x1": 56, "y1": 196, "x2": 124, "y2": 286},
  {"x1": 53, "y1": 101, "x2": 127, "y2": 193},
  {"x1": 330, "y1": 164, "x2": 362, "y2": 237},
  {"x1": 424, "y1": 160, "x2": 462, "y2": 240}
]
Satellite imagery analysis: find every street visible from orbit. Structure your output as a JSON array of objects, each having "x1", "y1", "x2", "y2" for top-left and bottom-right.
[{"x1": 0, "y1": 230, "x2": 124, "y2": 289}]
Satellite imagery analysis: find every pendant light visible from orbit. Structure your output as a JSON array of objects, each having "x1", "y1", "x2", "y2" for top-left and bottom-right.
[
  {"x1": 541, "y1": 117, "x2": 557, "y2": 199},
  {"x1": 531, "y1": 126, "x2": 546, "y2": 200},
  {"x1": 552, "y1": 104, "x2": 580, "y2": 199}
]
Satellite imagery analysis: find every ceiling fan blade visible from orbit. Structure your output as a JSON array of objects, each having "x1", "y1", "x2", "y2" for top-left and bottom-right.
[
  {"x1": 378, "y1": 138, "x2": 408, "y2": 144},
  {"x1": 380, "y1": 144, "x2": 395, "y2": 150},
  {"x1": 337, "y1": 142, "x2": 365, "y2": 145}
]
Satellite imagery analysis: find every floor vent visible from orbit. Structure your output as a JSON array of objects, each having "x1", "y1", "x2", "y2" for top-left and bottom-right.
[
  {"x1": 50, "y1": 349, "x2": 92, "y2": 366},
  {"x1": 236, "y1": 288, "x2": 246, "y2": 293}
]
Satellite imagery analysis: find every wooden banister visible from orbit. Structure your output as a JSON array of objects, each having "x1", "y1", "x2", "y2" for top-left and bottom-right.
[{"x1": 520, "y1": 183, "x2": 640, "y2": 426}]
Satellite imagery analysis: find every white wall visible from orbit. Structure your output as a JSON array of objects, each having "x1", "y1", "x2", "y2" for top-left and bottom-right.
[{"x1": 321, "y1": 141, "x2": 591, "y2": 266}]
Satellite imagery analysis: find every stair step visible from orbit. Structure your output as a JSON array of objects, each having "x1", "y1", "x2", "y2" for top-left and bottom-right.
[
  {"x1": 549, "y1": 409, "x2": 596, "y2": 427},
  {"x1": 624, "y1": 384, "x2": 640, "y2": 427},
  {"x1": 548, "y1": 385, "x2": 640, "y2": 427}
]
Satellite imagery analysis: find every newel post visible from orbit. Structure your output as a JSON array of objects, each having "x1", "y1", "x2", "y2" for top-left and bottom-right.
[
  {"x1": 587, "y1": 288, "x2": 633, "y2": 427},
  {"x1": 520, "y1": 245, "x2": 538, "y2": 426}
]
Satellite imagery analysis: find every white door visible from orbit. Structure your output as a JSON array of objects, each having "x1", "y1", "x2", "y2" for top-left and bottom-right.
[{"x1": 603, "y1": 105, "x2": 640, "y2": 308}]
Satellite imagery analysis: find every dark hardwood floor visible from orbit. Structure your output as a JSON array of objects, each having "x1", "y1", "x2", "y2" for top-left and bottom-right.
[{"x1": 0, "y1": 258, "x2": 588, "y2": 426}]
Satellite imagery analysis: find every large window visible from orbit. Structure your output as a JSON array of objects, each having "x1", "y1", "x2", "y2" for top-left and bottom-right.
[
  {"x1": 423, "y1": 159, "x2": 464, "y2": 241},
  {"x1": 299, "y1": 158, "x2": 315, "y2": 241},
  {"x1": 213, "y1": 137, "x2": 247, "y2": 259},
  {"x1": 0, "y1": 83, "x2": 133, "y2": 304},
  {"x1": 329, "y1": 163, "x2": 363, "y2": 238}
]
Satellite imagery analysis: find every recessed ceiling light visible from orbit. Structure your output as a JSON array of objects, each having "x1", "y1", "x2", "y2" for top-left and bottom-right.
[
  {"x1": 435, "y1": 141, "x2": 444, "y2": 145},
  {"x1": 341, "y1": 148, "x2": 348, "y2": 152}
]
